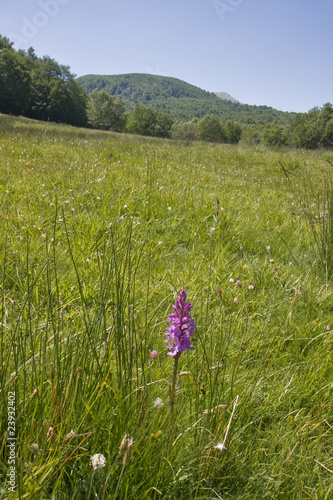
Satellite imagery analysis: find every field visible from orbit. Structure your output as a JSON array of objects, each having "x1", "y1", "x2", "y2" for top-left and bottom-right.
[{"x1": 0, "y1": 114, "x2": 333, "y2": 499}]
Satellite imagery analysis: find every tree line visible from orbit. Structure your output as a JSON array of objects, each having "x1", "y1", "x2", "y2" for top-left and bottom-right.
[
  {"x1": 1, "y1": 35, "x2": 332, "y2": 149},
  {"x1": 241, "y1": 104, "x2": 333, "y2": 149},
  {"x1": 0, "y1": 35, "x2": 88, "y2": 126}
]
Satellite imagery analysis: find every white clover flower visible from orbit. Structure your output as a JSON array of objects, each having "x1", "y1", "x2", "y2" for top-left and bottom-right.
[
  {"x1": 154, "y1": 397, "x2": 164, "y2": 408},
  {"x1": 91, "y1": 453, "x2": 106, "y2": 470}
]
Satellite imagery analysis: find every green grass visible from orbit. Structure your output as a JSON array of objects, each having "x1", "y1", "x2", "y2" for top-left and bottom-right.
[{"x1": 0, "y1": 114, "x2": 333, "y2": 499}]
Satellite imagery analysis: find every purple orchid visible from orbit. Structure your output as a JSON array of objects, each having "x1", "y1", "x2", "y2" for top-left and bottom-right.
[{"x1": 165, "y1": 287, "x2": 196, "y2": 358}]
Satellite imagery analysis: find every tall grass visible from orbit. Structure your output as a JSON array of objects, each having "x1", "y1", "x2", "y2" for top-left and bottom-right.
[{"x1": 0, "y1": 115, "x2": 332, "y2": 499}]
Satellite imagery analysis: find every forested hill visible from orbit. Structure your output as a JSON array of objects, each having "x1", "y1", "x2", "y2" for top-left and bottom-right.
[{"x1": 76, "y1": 73, "x2": 295, "y2": 125}]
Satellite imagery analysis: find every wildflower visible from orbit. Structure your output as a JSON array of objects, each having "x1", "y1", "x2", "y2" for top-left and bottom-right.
[
  {"x1": 233, "y1": 298, "x2": 238, "y2": 304},
  {"x1": 236, "y1": 280, "x2": 242, "y2": 286},
  {"x1": 326, "y1": 325, "x2": 330, "y2": 331},
  {"x1": 154, "y1": 397, "x2": 164, "y2": 408},
  {"x1": 270, "y1": 259, "x2": 274, "y2": 263},
  {"x1": 150, "y1": 350, "x2": 158, "y2": 359},
  {"x1": 229, "y1": 278, "x2": 234, "y2": 283},
  {"x1": 248, "y1": 285, "x2": 254, "y2": 290},
  {"x1": 91, "y1": 453, "x2": 106, "y2": 470},
  {"x1": 165, "y1": 287, "x2": 196, "y2": 358},
  {"x1": 168, "y1": 206, "x2": 172, "y2": 211}
]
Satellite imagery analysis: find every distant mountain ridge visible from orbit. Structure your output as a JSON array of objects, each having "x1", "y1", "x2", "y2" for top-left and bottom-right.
[
  {"x1": 77, "y1": 73, "x2": 295, "y2": 125},
  {"x1": 214, "y1": 92, "x2": 240, "y2": 104}
]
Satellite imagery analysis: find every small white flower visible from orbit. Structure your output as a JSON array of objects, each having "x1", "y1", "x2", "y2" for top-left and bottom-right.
[
  {"x1": 168, "y1": 206, "x2": 172, "y2": 211},
  {"x1": 214, "y1": 443, "x2": 226, "y2": 451},
  {"x1": 229, "y1": 278, "x2": 234, "y2": 283},
  {"x1": 91, "y1": 453, "x2": 106, "y2": 470},
  {"x1": 154, "y1": 397, "x2": 164, "y2": 408}
]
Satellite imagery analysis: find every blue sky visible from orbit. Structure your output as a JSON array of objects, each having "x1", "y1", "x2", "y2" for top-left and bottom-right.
[{"x1": 1, "y1": 0, "x2": 332, "y2": 112}]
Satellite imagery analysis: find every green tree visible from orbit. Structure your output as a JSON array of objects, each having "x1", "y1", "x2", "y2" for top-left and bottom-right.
[
  {"x1": 225, "y1": 121, "x2": 242, "y2": 144},
  {"x1": 197, "y1": 115, "x2": 224, "y2": 142},
  {"x1": 171, "y1": 119, "x2": 198, "y2": 140},
  {"x1": 87, "y1": 89, "x2": 126, "y2": 131},
  {"x1": 126, "y1": 103, "x2": 173, "y2": 138},
  {"x1": 26, "y1": 55, "x2": 88, "y2": 126},
  {"x1": 0, "y1": 44, "x2": 31, "y2": 115},
  {"x1": 262, "y1": 124, "x2": 287, "y2": 147}
]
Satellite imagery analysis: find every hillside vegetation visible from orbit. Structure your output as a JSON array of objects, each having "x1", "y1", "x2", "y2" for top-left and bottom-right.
[
  {"x1": 1, "y1": 114, "x2": 333, "y2": 499},
  {"x1": 1, "y1": 33, "x2": 332, "y2": 148},
  {"x1": 76, "y1": 73, "x2": 295, "y2": 125}
]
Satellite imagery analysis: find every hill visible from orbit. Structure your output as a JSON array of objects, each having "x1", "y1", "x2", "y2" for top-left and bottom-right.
[
  {"x1": 76, "y1": 73, "x2": 295, "y2": 125},
  {"x1": 214, "y1": 91, "x2": 240, "y2": 104}
]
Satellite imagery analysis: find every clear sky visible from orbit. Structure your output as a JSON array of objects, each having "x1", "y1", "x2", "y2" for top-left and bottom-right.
[{"x1": 1, "y1": 0, "x2": 332, "y2": 112}]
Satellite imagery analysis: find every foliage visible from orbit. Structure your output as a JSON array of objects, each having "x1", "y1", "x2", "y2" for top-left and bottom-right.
[
  {"x1": 0, "y1": 35, "x2": 88, "y2": 127},
  {"x1": 225, "y1": 120, "x2": 242, "y2": 144},
  {"x1": 126, "y1": 102, "x2": 174, "y2": 137},
  {"x1": 0, "y1": 114, "x2": 333, "y2": 499},
  {"x1": 77, "y1": 73, "x2": 296, "y2": 126},
  {"x1": 288, "y1": 103, "x2": 333, "y2": 149},
  {"x1": 262, "y1": 124, "x2": 287, "y2": 147},
  {"x1": 197, "y1": 114, "x2": 226, "y2": 142},
  {"x1": 172, "y1": 115, "x2": 242, "y2": 144},
  {"x1": 87, "y1": 89, "x2": 126, "y2": 131},
  {"x1": 0, "y1": 40, "x2": 31, "y2": 115},
  {"x1": 171, "y1": 119, "x2": 198, "y2": 141}
]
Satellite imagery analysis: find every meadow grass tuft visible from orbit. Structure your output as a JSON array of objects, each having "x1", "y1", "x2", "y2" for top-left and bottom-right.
[{"x1": 0, "y1": 114, "x2": 332, "y2": 499}]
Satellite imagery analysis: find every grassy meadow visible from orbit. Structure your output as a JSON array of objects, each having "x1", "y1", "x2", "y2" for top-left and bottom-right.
[{"x1": 0, "y1": 113, "x2": 333, "y2": 499}]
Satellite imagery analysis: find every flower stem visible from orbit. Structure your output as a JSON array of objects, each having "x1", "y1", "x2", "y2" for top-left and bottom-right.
[
  {"x1": 168, "y1": 354, "x2": 180, "y2": 447},
  {"x1": 170, "y1": 354, "x2": 179, "y2": 409}
]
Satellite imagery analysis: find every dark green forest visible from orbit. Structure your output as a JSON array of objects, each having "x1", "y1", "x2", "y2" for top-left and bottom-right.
[
  {"x1": 1, "y1": 35, "x2": 332, "y2": 148},
  {"x1": 76, "y1": 73, "x2": 295, "y2": 125},
  {"x1": 0, "y1": 35, "x2": 88, "y2": 127}
]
